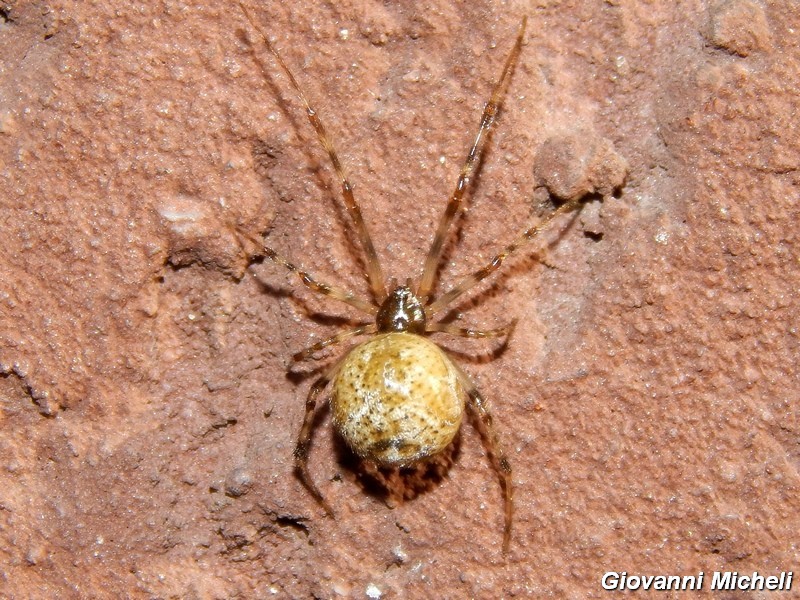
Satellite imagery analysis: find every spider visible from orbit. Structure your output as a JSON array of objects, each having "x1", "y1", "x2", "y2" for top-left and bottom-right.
[{"x1": 238, "y1": 6, "x2": 585, "y2": 552}]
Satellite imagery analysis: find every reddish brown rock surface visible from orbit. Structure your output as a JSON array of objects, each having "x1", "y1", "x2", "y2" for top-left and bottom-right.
[{"x1": 1, "y1": 1, "x2": 798, "y2": 598}]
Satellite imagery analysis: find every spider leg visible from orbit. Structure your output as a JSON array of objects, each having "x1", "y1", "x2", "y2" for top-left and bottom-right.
[
  {"x1": 453, "y1": 364, "x2": 514, "y2": 553},
  {"x1": 293, "y1": 357, "x2": 345, "y2": 517},
  {"x1": 292, "y1": 323, "x2": 377, "y2": 362},
  {"x1": 233, "y1": 226, "x2": 375, "y2": 314},
  {"x1": 427, "y1": 319, "x2": 517, "y2": 340},
  {"x1": 261, "y1": 245, "x2": 376, "y2": 315},
  {"x1": 426, "y1": 196, "x2": 583, "y2": 317},
  {"x1": 416, "y1": 17, "x2": 527, "y2": 300},
  {"x1": 239, "y1": 3, "x2": 387, "y2": 303}
]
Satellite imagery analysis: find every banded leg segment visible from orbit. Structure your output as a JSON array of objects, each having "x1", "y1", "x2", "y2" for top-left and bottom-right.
[
  {"x1": 416, "y1": 17, "x2": 528, "y2": 300},
  {"x1": 427, "y1": 320, "x2": 516, "y2": 340},
  {"x1": 454, "y1": 364, "x2": 514, "y2": 553},
  {"x1": 292, "y1": 323, "x2": 377, "y2": 362},
  {"x1": 240, "y1": 4, "x2": 387, "y2": 303},
  {"x1": 234, "y1": 226, "x2": 375, "y2": 314},
  {"x1": 293, "y1": 358, "x2": 344, "y2": 517},
  {"x1": 262, "y1": 246, "x2": 376, "y2": 315},
  {"x1": 426, "y1": 196, "x2": 583, "y2": 317}
]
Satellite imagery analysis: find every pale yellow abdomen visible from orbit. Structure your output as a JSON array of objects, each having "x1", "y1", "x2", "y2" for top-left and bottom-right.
[{"x1": 331, "y1": 332, "x2": 464, "y2": 466}]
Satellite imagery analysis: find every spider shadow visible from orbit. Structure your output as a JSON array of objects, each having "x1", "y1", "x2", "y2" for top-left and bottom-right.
[
  {"x1": 333, "y1": 428, "x2": 463, "y2": 508},
  {"x1": 290, "y1": 399, "x2": 463, "y2": 508}
]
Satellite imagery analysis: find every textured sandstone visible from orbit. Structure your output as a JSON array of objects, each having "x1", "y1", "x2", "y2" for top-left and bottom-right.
[{"x1": 1, "y1": 1, "x2": 798, "y2": 598}]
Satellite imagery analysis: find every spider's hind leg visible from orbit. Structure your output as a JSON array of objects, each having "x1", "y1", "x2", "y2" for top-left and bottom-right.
[
  {"x1": 454, "y1": 364, "x2": 514, "y2": 553},
  {"x1": 294, "y1": 359, "x2": 344, "y2": 517}
]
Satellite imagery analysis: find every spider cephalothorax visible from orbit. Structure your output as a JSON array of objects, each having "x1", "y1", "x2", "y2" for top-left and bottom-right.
[
  {"x1": 375, "y1": 285, "x2": 426, "y2": 334},
  {"x1": 239, "y1": 4, "x2": 586, "y2": 553}
]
